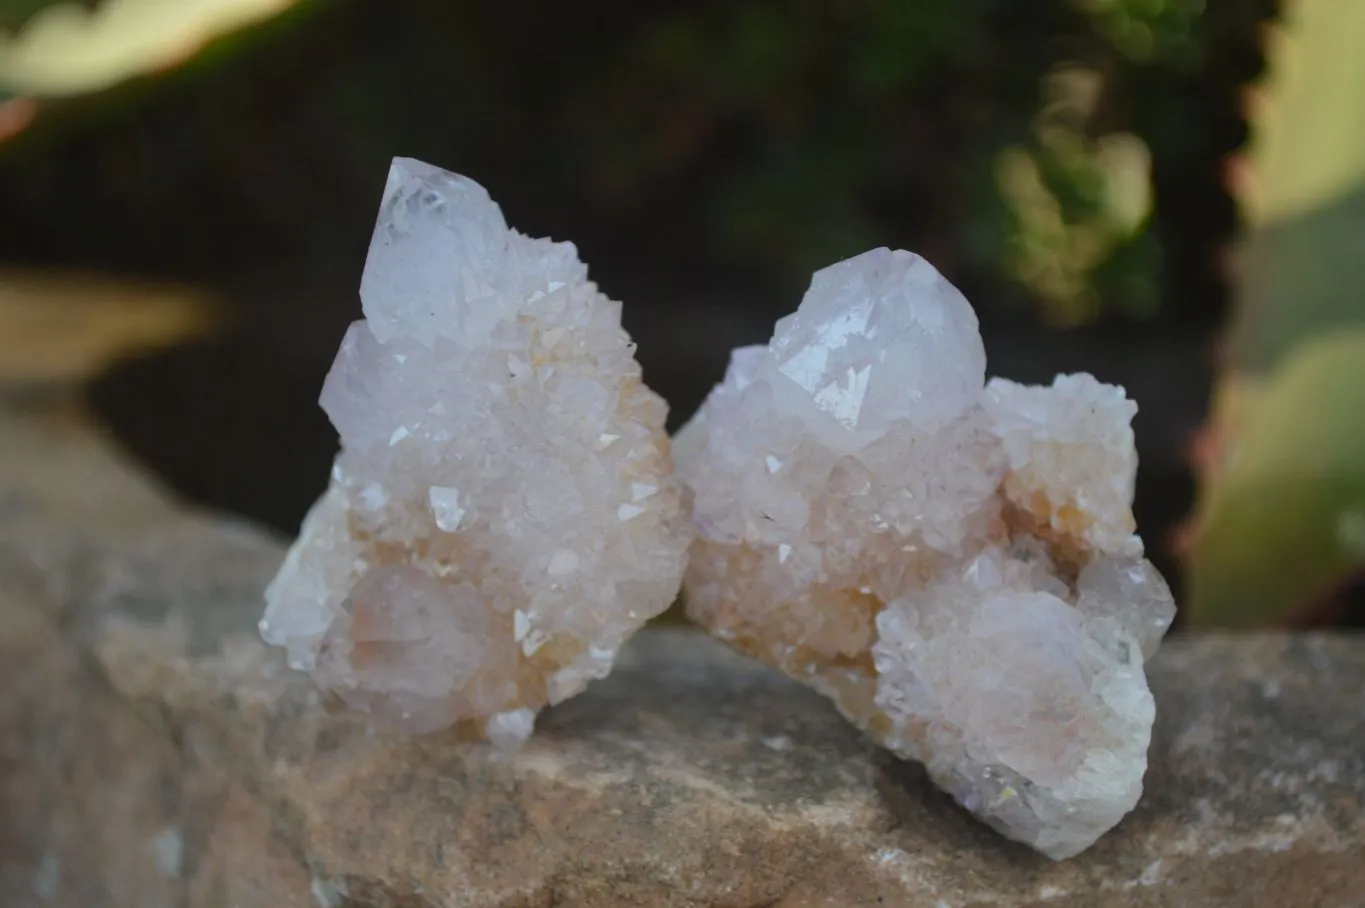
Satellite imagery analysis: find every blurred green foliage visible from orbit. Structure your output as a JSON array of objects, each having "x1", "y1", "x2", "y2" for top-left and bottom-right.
[
  {"x1": 1084, "y1": 0, "x2": 1205, "y2": 63},
  {"x1": 1, "y1": 0, "x2": 1229, "y2": 327},
  {"x1": 1229, "y1": 0, "x2": 1365, "y2": 371},
  {"x1": 1185, "y1": 0, "x2": 1365, "y2": 627},
  {"x1": 556, "y1": 0, "x2": 1001, "y2": 297},
  {"x1": 0, "y1": 0, "x2": 77, "y2": 32},
  {"x1": 995, "y1": 69, "x2": 1160, "y2": 324},
  {"x1": 1186, "y1": 332, "x2": 1365, "y2": 627},
  {"x1": 550, "y1": 0, "x2": 1212, "y2": 321}
]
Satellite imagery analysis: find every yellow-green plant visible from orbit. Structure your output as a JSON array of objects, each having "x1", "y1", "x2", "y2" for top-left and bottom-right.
[
  {"x1": 1183, "y1": 0, "x2": 1365, "y2": 626},
  {"x1": 0, "y1": 0, "x2": 304, "y2": 98}
]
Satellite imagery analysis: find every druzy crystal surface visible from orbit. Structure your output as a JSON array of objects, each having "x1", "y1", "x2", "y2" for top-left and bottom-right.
[
  {"x1": 260, "y1": 158, "x2": 691, "y2": 746},
  {"x1": 675, "y1": 248, "x2": 1174, "y2": 859}
]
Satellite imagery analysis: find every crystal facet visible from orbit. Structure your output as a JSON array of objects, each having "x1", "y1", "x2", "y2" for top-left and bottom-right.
[
  {"x1": 676, "y1": 248, "x2": 1174, "y2": 859},
  {"x1": 260, "y1": 158, "x2": 692, "y2": 746}
]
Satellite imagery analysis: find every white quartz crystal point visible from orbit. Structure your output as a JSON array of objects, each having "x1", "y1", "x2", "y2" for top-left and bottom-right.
[
  {"x1": 765, "y1": 247, "x2": 986, "y2": 450},
  {"x1": 677, "y1": 247, "x2": 1174, "y2": 859},
  {"x1": 260, "y1": 157, "x2": 692, "y2": 743},
  {"x1": 358, "y1": 157, "x2": 512, "y2": 346}
]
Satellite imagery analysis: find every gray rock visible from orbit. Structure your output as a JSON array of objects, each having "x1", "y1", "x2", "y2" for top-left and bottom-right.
[{"x1": 1, "y1": 410, "x2": 1362, "y2": 907}]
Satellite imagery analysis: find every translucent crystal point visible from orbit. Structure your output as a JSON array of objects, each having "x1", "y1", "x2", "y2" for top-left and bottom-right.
[{"x1": 677, "y1": 248, "x2": 1174, "y2": 859}]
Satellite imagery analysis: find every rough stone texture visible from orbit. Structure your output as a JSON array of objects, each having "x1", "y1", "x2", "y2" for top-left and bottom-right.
[{"x1": 2, "y1": 409, "x2": 1364, "y2": 907}]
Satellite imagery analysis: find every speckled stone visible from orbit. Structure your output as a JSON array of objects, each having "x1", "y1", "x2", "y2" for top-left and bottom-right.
[{"x1": 1, "y1": 409, "x2": 1363, "y2": 907}]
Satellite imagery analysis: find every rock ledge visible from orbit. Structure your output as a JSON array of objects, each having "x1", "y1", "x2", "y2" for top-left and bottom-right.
[{"x1": 2, "y1": 412, "x2": 1362, "y2": 908}]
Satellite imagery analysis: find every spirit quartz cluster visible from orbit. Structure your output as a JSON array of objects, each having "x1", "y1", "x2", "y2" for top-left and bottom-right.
[
  {"x1": 675, "y1": 249, "x2": 1174, "y2": 859},
  {"x1": 259, "y1": 154, "x2": 1172, "y2": 859},
  {"x1": 259, "y1": 158, "x2": 690, "y2": 747}
]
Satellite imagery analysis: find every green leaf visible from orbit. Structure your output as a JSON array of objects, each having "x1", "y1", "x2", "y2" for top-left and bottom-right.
[
  {"x1": 0, "y1": 0, "x2": 303, "y2": 98},
  {"x1": 1185, "y1": 330, "x2": 1365, "y2": 627},
  {"x1": 0, "y1": 0, "x2": 91, "y2": 34},
  {"x1": 1229, "y1": 0, "x2": 1365, "y2": 372}
]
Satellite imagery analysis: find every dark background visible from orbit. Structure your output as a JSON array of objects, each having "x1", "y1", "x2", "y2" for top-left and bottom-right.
[{"x1": 0, "y1": 0, "x2": 1280, "y2": 603}]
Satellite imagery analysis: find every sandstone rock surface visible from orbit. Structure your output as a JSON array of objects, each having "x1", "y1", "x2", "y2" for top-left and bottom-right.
[{"x1": 2, "y1": 409, "x2": 1363, "y2": 907}]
